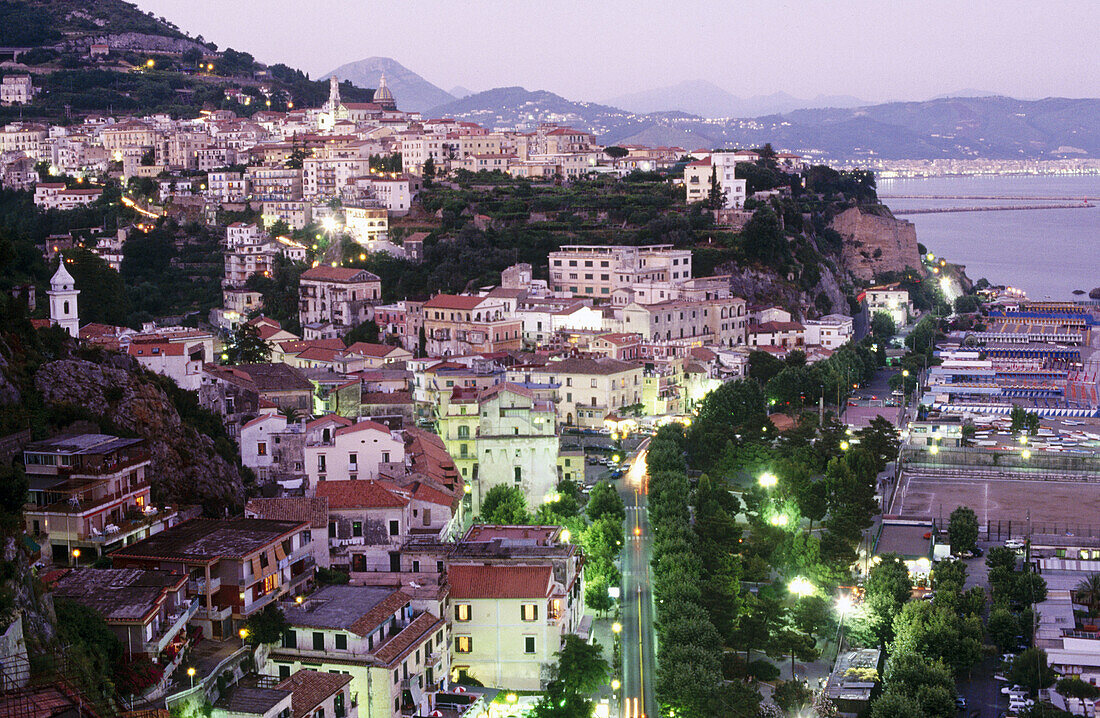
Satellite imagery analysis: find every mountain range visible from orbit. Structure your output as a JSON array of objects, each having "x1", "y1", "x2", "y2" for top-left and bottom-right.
[
  {"x1": 606, "y1": 80, "x2": 867, "y2": 118},
  {"x1": 323, "y1": 57, "x2": 456, "y2": 113}
]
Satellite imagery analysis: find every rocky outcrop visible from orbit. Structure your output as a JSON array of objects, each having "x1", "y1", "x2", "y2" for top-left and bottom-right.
[
  {"x1": 34, "y1": 359, "x2": 244, "y2": 512},
  {"x1": 830, "y1": 207, "x2": 922, "y2": 282},
  {"x1": 717, "y1": 262, "x2": 849, "y2": 318}
]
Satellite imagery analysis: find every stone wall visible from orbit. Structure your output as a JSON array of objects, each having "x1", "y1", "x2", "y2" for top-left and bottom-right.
[{"x1": 831, "y1": 207, "x2": 922, "y2": 282}]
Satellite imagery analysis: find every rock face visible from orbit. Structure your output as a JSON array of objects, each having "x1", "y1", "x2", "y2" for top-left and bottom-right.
[
  {"x1": 830, "y1": 207, "x2": 922, "y2": 282},
  {"x1": 34, "y1": 359, "x2": 244, "y2": 512}
]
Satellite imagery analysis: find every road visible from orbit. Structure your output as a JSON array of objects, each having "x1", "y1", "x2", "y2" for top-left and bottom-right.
[{"x1": 619, "y1": 445, "x2": 657, "y2": 718}]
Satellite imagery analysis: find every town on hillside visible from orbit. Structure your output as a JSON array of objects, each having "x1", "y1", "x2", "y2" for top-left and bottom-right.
[{"x1": 1, "y1": 11, "x2": 1100, "y2": 718}]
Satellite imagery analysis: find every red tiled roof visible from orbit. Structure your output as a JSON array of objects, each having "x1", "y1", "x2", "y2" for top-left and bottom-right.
[
  {"x1": 448, "y1": 564, "x2": 553, "y2": 599},
  {"x1": 275, "y1": 671, "x2": 351, "y2": 718},
  {"x1": 371, "y1": 613, "x2": 444, "y2": 666},
  {"x1": 128, "y1": 342, "x2": 185, "y2": 357},
  {"x1": 347, "y1": 590, "x2": 411, "y2": 636},
  {"x1": 410, "y1": 481, "x2": 455, "y2": 508},
  {"x1": 345, "y1": 342, "x2": 399, "y2": 357},
  {"x1": 422, "y1": 294, "x2": 485, "y2": 311},
  {"x1": 299, "y1": 266, "x2": 380, "y2": 283},
  {"x1": 306, "y1": 415, "x2": 354, "y2": 430},
  {"x1": 315, "y1": 480, "x2": 408, "y2": 509},
  {"x1": 333, "y1": 419, "x2": 392, "y2": 437},
  {"x1": 296, "y1": 346, "x2": 339, "y2": 362},
  {"x1": 245, "y1": 497, "x2": 328, "y2": 529}
]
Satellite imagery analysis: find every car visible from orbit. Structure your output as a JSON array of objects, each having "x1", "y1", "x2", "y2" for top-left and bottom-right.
[
  {"x1": 958, "y1": 550, "x2": 975, "y2": 559},
  {"x1": 955, "y1": 696, "x2": 967, "y2": 709},
  {"x1": 1001, "y1": 653, "x2": 1016, "y2": 663},
  {"x1": 993, "y1": 673, "x2": 1008, "y2": 682},
  {"x1": 972, "y1": 546, "x2": 984, "y2": 557},
  {"x1": 1005, "y1": 538, "x2": 1026, "y2": 550},
  {"x1": 1001, "y1": 685, "x2": 1025, "y2": 695}
]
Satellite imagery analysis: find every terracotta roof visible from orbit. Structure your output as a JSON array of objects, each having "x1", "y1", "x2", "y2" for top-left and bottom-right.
[
  {"x1": 128, "y1": 342, "x2": 185, "y2": 357},
  {"x1": 275, "y1": 671, "x2": 351, "y2": 718},
  {"x1": 348, "y1": 590, "x2": 412, "y2": 636},
  {"x1": 422, "y1": 294, "x2": 486, "y2": 311},
  {"x1": 241, "y1": 413, "x2": 282, "y2": 430},
  {"x1": 345, "y1": 342, "x2": 399, "y2": 357},
  {"x1": 410, "y1": 481, "x2": 455, "y2": 508},
  {"x1": 315, "y1": 480, "x2": 409, "y2": 509},
  {"x1": 305, "y1": 415, "x2": 354, "y2": 430},
  {"x1": 371, "y1": 613, "x2": 445, "y2": 666},
  {"x1": 753, "y1": 321, "x2": 805, "y2": 333},
  {"x1": 448, "y1": 564, "x2": 553, "y2": 599},
  {"x1": 544, "y1": 357, "x2": 639, "y2": 375},
  {"x1": 333, "y1": 419, "x2": 393, "y2": 437},
  {"x1": 361, "y1": 391, "x2": 413, "y2": 405},
  {"x1": 299, "y1": 266, "x2": 380, "y2": 283},
  {"x1": 403, "y1": 427, "x2": 461, "y2": 492},
  {"x1": 245, "y1": 497, "x2": 328, "y2": 529},
  {"x1": 111, "y1": 518, "x2": 307, "y2": 562},
  {"x1": 296, "y1": 346, "x2": 339, "y2": 362}
]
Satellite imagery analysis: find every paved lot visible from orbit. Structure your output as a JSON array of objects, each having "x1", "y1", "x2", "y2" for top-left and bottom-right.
[{"x1": 890, "y1": 473, "x2": 1100, "y2": 526}]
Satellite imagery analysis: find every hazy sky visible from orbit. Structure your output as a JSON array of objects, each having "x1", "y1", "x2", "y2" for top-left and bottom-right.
[{"x1": 135, "y1": 0, "x2": 1100, "y2": 102}]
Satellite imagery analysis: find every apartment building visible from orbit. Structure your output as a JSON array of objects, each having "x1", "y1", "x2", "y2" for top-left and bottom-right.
[
  {"x1": 803, "y1": 314, "x2": 855, "y2": 349},
  {"x1": 749, "y1": 320, "x2": 806, "y2": 349},
  {"x1": 0, "y1": 75, "x2": 34, "y2": 105},
  {"x1": 0, "y1": 122, "x2": 48, "y2": 157},
  {"x1": 618, "y1": 296, "x2": 748, "y2": 347},
  {"x1": 683, "y1": 153, "x2": 748, "y2": 208},
  {"x1": 111, "y1": 518, "x2": 315, "y2": 640},
  {"x1": 446, "y1": 525, "x2": 585, "y2": 690},
  {"x1": 298, "y1": 266, "x2": 382, "y2": 339},
  {"x1": 247, "y1": 165, "x2": 302, "y2": 201},
  {"x1": 421, "y1": 295, "x2": 523, "y2": 356},
  {"x1": 344, "y1": 205, "x2": 389, "y2": 245},
  {"x1": 244, "y1": 497, "x2": 330, "y2": 569},
  {"x1": 509, "y1": 357, "x2": 643, "y2": 428},
  {"x1": 548, "y1": 244, "x2": 693, "y2": 299},
  {"x1": 50, "y1": 567, "x2": 194, "y2": 671},
  {"x1": 199, "y1": 362, "x2": 315, "y2": 435},
  {"x1": 863, "y1": 283, "x2": 912, "y2": 328},
  {"x1": 436, "y1": 384, "x2": 557, "y2": 513},
  {"x1": 33, "y1": 183, "x2": 103, "y2": 209},
  {"x1": 304, "y1": 417, "x2": 406, "y2": 485},
  {"x1": 268, "y1": 586, "x2": 448, "y2": 718},
  {"x1": 24, "y1": 434, "x2": 177, "y2": 563}
]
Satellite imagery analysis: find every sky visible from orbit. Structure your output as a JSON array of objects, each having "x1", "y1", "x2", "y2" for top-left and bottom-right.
[{"x1": 135, "y1": 0, "x2": 1100, "y2": 103}]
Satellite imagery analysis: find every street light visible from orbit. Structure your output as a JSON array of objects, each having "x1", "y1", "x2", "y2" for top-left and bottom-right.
[
  {"x1": 506, "y1": 693, "x2": 517, "y2": 705},
  {"x1": 187, "y1": 666, "x2": 196, "y2": 688},
  {"x1": 1022, "y1": 449, "x2": 1032, "y2": 460},
  {"x1": 839, "y1": 441, "x2": 850, "y2": 451},
  {"x1": 239, "y1": 628, "x2": 249, "y2": 641},
  {"x1": 611, "y1": 622, "x2": 622, "y2": 634},
  {"x1": 758, "y1": 472, "x2": 778, "y2": 489},
  {"x1": 788, "y1": 576, "x2": 814, "y2": 597},
  {"x1": 611, "y1": 679, "x2": 621, "y2": 691},
  {"x1": 770, "y1": 514, "x2": 789, "y2": 527}
]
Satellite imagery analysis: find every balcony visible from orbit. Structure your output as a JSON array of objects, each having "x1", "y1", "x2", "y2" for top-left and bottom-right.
[
  {"x1": 144, "y1": 598, "x2": 199, "y2": 655},
  {"x1": 195, "y1": 605, "x2": 231, "y2": 622},
  {"x1": 238, "y1": 588, "x2": 278, "y2": 617},
  {"x1": 187, "y1": 576, "x2": 222, "y2": 595}
]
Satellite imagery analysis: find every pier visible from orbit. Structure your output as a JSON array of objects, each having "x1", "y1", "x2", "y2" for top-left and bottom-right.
[{"x1": 891, "y1": 201, "x2": 1093, "y2": 215}]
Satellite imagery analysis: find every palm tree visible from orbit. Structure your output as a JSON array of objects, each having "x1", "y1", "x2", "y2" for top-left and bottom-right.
[{"x1": 1074, "y1": 574, "x2": 1100, "y2": 616}]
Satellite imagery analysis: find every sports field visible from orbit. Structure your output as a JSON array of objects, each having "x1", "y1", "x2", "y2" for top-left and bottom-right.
[{"x1": 889, "y1": 473, "x2": 1100, "y2": 526}]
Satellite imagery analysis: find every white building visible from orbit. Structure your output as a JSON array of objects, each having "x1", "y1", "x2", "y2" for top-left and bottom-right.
[
  {"x1": 683, "y1": 153, "x2": 748, "y2": 209},
  {"x1": 803, "y1": 314, "x2": 855, "y2": 349},
  {"x1": 304, "y1": 417, "x2": 406, "y2": 485},
  {"x1": 0, "y1": 76, "x2": 34, "y2": 105},
  {"x1": 48, "y1": 262, "x2": 79, "y2": 338}
]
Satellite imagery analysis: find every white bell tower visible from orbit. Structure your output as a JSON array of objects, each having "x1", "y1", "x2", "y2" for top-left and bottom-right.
[{"x1": 48, "y1": 261, "x2": 79, "y2": 338}]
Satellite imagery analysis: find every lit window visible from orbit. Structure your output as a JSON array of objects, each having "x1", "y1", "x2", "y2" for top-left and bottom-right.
[
  {"x1": 454, "y1": 604, "x2": 471, "y2": 622},
  {"x1": 455, "y1": 636, "x2": 472, "y2": 653}
]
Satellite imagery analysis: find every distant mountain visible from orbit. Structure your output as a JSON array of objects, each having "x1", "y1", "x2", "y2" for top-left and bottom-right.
[
  {"x1": 607, "y1": 81, "x2": 867, "y2": 118},
  {"x1": 449, "y1": 86, "x2": 473, "y2": 99},
  {"x1": 323, "y1": 57, "x2": 455, "y2": 114},
  {"x1": 427, "y1": 89, "x2": 1100, "y2": 159}
]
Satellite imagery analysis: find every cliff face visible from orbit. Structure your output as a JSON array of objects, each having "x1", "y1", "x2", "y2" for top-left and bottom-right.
[
  {"x1": 33, "y1": 358, "x2": 245, "y2": 511},
  {"x1": 830, "y1": 207, "x2": 922, "y2": 282}
]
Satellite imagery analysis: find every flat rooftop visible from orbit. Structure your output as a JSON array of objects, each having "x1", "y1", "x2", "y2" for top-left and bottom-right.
[
  {"x1": 874, "y1": 522, "x2": 933, "y2": 558},
  {"x1": 283, "y1": 585, "x2": 407, "y2": 636},
  {"x1": 111, "y1": 518, "x2": 306, "y2": 562},
  {"x1": 51, "y1": 568, "x2": 185, "y2": 623},
  {"x1": 25, "y1": 434, "x2": 142, "y2": 455}
]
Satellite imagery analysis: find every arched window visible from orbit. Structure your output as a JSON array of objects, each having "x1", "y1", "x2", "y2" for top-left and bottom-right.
[{"x1": 63, "y1": 301, "x2": 70, "y2": 314}]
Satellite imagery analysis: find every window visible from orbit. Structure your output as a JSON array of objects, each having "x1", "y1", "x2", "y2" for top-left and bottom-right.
[
  {"x1": 328, "y1": 521, "x2": 336, "y2": 539},
  {"x1": 412, "y1": 560, "x2": 420, "y2": 572},
  {"x1": 454, "y1": 604, "x2": 471, "y2": 622},
  {"x1": 257, "y1": 442, "x2": 267, "y2": 456},
  {"x1": 335, "y1": 633, "x2": 347, "y2": 650},
  {"x1": 514, "y1": 466, "x2": 522, "y2": 484},
  {"x1": 281, "y1": 630, "x2": 296, "y2": 649},
  {"x1": 263, "y1": 573, "x2": 277, "y2": 593},
  {"x1": 278, "y1": 664, "x2": 291, "y2": 679},
  {"x1": 312, "y1": 632, "x2": 325, "y2": 651},
  {"x1": 348, "y1": 452, "x2": 357, "y2": 466},
  {"x1": 317, "y1": 455, "x2": 326, "y2": 472},
  {"x1": 524, "y1": 636, "x2": 536, "y2": 654},
  {"x1": 521, "y1": 603, "x2": 538, "y2": 621},
  {"x1": 590, "y1": 378, "x2": 597, "y2": 388},
  {"x1": 455, "y1": 635, "x2": 472, "y2": 653},
  {"x1": 389, "y1": 520, "x2": 399, "y2": 536},
  {"x1": 352, "y1": 521, "x2": 362, "y2": 537},
  {"x1": 382, "y1": 452, "x2": 390, "y2": 463}
]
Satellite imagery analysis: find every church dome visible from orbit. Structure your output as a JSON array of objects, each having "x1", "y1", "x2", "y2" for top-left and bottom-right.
[{"x1": 374, "y1": 72, "x2": 395, "y2": 107}]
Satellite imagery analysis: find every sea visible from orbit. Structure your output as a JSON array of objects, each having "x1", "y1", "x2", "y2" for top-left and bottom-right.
[{"x1": 877, "y1": 174, "x2": 1100, "y2": 301}]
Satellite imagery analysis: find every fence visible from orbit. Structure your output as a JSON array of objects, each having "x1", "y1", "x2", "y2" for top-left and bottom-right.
[
  {"x1": 983, "y1": 520, "x2": 1100, "y2": 541},
  {"x1": 902, "y1": 444, "x2": 1100, "y2": 476}
]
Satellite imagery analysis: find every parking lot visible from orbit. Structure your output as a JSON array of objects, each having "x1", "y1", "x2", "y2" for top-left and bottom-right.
[{"x1": 890, "y1": 472, "x2": 1100, "y2": 527}]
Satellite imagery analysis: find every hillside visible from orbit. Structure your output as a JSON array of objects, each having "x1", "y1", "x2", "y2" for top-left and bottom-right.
[
  {"x1": 324, "y1": 56, "x2": 454, "y2": 113},
  {"x1": 0, "y1": 0, "x2": 376, "y2": 120}
]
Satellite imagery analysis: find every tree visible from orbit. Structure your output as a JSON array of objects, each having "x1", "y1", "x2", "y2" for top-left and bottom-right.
[
  {"x1": 586, "y1": 480, "x2": 625, "y2": 523},
  {"x1": 1057, "y1": 676, "x2": 1100, "y2": 704},
  {"x1": 987, "y1": 546, "x2": 1019, "y2": 573},
  {"x1": 891, "y1": 600, "x2": 983, "y2": 675},
  {"x1": 706, "y1": 166, "x2": 727, "y2": 210},
  {"x1": 791, "y1": 594, "x2": 835, "y2": 641},
  {"x1": 243, "y1": 604, "x2": 289, "y2": 645},
  {"x1": 530, "y1": 636, "x2": 609, "y2": 718},
  {"x1": 857, "y1": 416, "x2": 900, "y2": 473},
  {"x1": 226, "y1": 322, "x2": 271, "y2": 364},
  {"x1": 1009, "y1": 648, "x2": 1056, "y2": 696},
  {"x1": 862, "y1": 554, "x2": 912, "y2": 644},
  {"x1": 871, "y1": 311, "x2": 897, "y2": 340},
  {"x1": 770, "y1": 626, "x2": 819, "y2": 679},
  {"x1": 749, "y1": 349, "x2": 786, "y2": 385},
  {"x1": 948, "y1": 506, "x2": 979, "y2": 555},
  {"x1": 1074, "y1": 573, "x2": 1100, "y2": 616},
  {"x1": 422, "y1": 157, "x2": 436, "y2": 186},
  {"x1": 773, "y1": 680, "x2": 814, "y2": 714},
  {"x1": 478, "y1": 485, "x2": 529, "y2": 524},
  {"x1": 64, "y1": 250, "x2": 132, "y2": 327},
  {"x1": 1012, "y1": 571, "x2": 1048, "y2": 607},
  {"x1": 604, "y1": 146, "x2": 629, "y2": 159},
  {"x1": 987, "y1": 608, "x2": 1022, "y2": 652},
  {"x1": 343, "y1": 319, "x2": 380, "y2": 346}
]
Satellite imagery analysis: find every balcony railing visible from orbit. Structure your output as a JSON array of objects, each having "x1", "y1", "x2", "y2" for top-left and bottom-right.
[
  {"x1": 144, "y1": 599, "x2": 199, "y2": 655},
  {"x1": 187, "y1": 576, "x2": 222, "y2": 595}
]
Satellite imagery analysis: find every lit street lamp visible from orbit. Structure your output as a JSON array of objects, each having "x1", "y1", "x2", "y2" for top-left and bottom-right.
[
  {"x1": 758, "y1": 472, "x2": 778, "y2": 489},
  {"x1": 788, "y1": 576, "x2": 814, "y2": 597},
  {"x1": 187, "y1": 666, "x2": 196, "y2": 688},
  {"x1": 611, "y1": 622, "x2": 622, "y2": 634}
]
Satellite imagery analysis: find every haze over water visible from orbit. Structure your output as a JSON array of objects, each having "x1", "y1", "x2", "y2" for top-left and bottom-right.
[{"x1": 879, "y1": 175, "x2": 1100, "y2": 301}]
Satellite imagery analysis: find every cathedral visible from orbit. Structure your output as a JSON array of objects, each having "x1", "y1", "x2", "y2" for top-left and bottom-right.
[{"x1": 319, "y1": 73, "x2": 397, "y2": 130}]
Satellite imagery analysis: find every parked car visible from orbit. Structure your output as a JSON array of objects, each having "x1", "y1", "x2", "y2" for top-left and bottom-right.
[
  {"x1": 1001, "y1": 685, "x2": 1025, "y2": 695},
  {"x1": 955, "y1": 696, "x2": 967, "y2": 709},
  {"x1": 1005, "y1": 538, "x2": 1026, "y2": 550}
]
